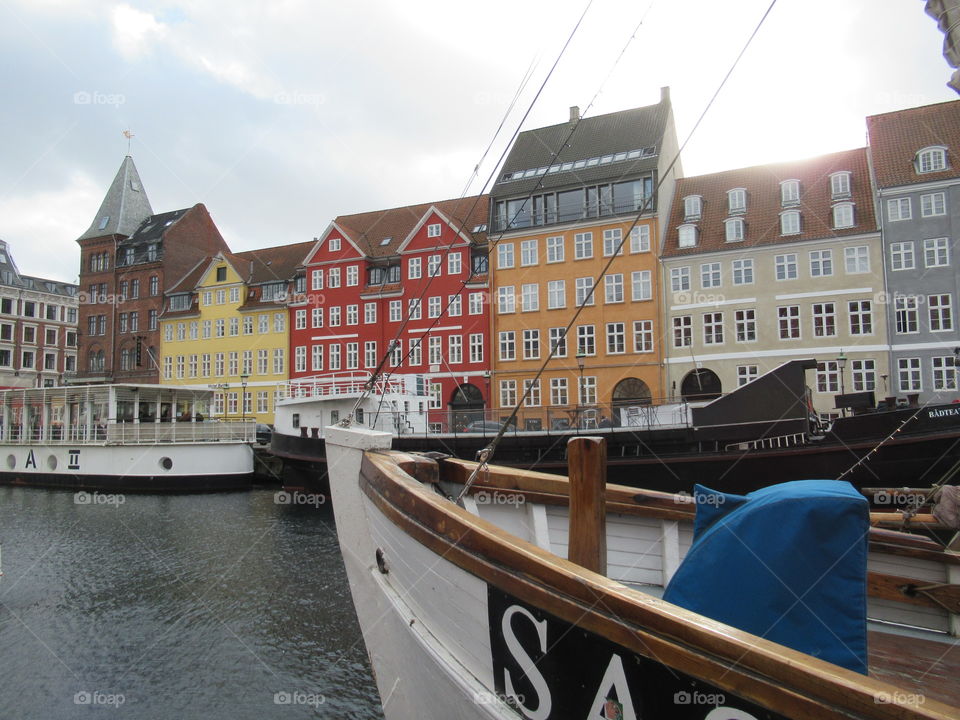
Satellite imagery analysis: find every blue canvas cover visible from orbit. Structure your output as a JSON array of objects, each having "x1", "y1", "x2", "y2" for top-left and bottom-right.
[{"x1": 663, "y1": 480, "x2": 869, "y2": 673}]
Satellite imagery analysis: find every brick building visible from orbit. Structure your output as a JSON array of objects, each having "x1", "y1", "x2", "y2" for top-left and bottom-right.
[{"x1": 74, "y1": 156, "x2": 231, "y2": 383}]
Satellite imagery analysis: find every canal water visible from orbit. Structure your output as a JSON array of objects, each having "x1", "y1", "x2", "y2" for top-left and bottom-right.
[{"x1": 0, "y1": 486, "x2": 384, "y2": 718}]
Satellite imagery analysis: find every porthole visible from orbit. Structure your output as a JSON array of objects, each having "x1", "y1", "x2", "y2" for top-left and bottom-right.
[
  {"x1": 47, "y1": 455, "x2": 57, "y2": 471},
  {"x1": 159, "y1": 457, "x2": 173, "y2": 471},
  {"x1": 6, "y1": 454, "x2": 14, "y2": 469}
]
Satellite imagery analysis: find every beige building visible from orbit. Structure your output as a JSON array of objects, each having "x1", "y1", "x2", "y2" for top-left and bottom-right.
[{"x1": 661, "y1": 148, "x2": 887, "y2": 417}]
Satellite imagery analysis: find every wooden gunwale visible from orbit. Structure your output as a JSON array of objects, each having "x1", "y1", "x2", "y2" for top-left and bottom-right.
[
  {"x1": 360, "y1": 450, "x2": 958, "y2": 720},
  {"x1": 438, "y1": 457, "x2": 960, "y2": 565}
]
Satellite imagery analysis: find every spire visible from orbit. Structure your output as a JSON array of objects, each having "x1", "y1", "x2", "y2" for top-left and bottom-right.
[{"x1": 77, "y1": 156, "x2": 154, "y2": 242}]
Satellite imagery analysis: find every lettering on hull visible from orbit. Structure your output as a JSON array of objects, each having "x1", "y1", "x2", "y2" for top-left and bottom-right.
[{"x1": 487, "y1": 585, "x2": 781, "y2": 720}]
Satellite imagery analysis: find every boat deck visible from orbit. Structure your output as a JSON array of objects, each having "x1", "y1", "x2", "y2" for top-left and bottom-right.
[{"x1": 869, "y1": 629, "x2": 960, "y2": 706}]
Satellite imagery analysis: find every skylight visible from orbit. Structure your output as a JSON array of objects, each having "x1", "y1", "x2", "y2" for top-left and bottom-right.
[
  {"x1": 380, "y1": 237, "x2": 391, "y2": 246},
  {"x1": 499, "y1": 146, "x2": 658, "y2": 183},
  {"x1": 98, "y1": 216, "x2": 110, "y2": 230}
]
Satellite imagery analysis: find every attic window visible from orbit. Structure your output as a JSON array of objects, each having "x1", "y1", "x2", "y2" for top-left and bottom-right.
[
  {"x1": 379, "y1": 238, "x2": 391, "y2": 246},
  {"x1": 98, "y1": 216, "x2": 110, "y2": 230},
  {"x1": 916, "y1": 146, "x2": 947, "y2": 174},
  {"x1": 472, "y1": 224, "x2": 487, "y2": 233},
  {"x1": 216, "y1": 266, "x2": 227, "y2": 282},
  {"x1": 130, "y1": 180, "x2": 140, "y2": 192},
  {"x1": 329, "y1": 237, "x2": 341, "y2": 252}
]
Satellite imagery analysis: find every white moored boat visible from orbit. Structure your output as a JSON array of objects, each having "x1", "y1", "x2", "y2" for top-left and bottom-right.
[
  {"x1": 326, "y1": 423, "x2": 960, "y2": 719},
  {"x1": 0, "y1": 384, "x2": 253, "y2": 492}
]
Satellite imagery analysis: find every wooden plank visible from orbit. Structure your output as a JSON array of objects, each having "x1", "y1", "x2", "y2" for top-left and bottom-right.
[
  {"x1": 567, "y1": 437, "x2": 606, "y2": 575},
  {"x1": 361, "y1": 450, "x2": 959, "y2": 720},
  {"x1": 867, "y1": 571, "x2": 960, "y2": 612}
]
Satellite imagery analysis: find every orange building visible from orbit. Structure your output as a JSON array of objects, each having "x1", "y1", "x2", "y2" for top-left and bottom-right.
[{"x1": 488, "y1": 91, "x2": 679, "y2": 429}]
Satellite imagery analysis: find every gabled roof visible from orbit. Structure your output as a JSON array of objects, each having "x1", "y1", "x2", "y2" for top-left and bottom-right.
[
  {"x1": 329, "y1": 195, "x2": 489, "y2": 260},
  {"x1": 866, "y1": 99, "x2": 960, "y2": 188},
  {"x1": 235, "y1": 240, "x2": 314, "y2": 284},
  {"x1": 78, "y1": 156, "x2": 154, "y2": 241},
  {"x1": 491, "y1": 90, "x2": 671, "y2": 198},
  {"x1": 0, "y1": 239, "x2": 77, "y2": 296},
  {"x1": 662, "y1": 148, "x2": 877, "y2": 259}
]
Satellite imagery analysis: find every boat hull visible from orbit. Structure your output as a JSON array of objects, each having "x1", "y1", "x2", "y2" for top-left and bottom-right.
[{"x1": 0, "y1": 442, "x2": 253, "y2": 492}]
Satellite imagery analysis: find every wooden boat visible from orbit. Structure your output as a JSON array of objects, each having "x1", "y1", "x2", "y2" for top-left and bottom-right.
[
  {"x1": 275, "y1": 360, "x2": 960, "y2": 495},
  {"x1": 326, "y1": 423, "x2": 960, "y2": 719},
  {"x1": 0, "y1": 384, "x2": 254, "y2": 492}
]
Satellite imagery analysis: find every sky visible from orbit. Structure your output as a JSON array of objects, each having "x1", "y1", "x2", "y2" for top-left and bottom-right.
[{"x1": 0, "y1": 0, "x2": 955, "y2": 284}]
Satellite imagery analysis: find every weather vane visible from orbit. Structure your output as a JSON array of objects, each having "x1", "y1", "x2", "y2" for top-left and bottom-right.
[{"x1": 123, "y1": 129, "x2": 134, "y2": 154}]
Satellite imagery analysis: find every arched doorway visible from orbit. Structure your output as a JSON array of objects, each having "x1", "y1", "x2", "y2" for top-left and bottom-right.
[
  {"x1": 680, "y1": 368, "x2": 722, "y2": 401},
  {"x1": 450, "y1": 383, "x2": 484, "y2": 431},
  {"x1": 612, "y1": 377, "x2": 652, "y2": 407}
]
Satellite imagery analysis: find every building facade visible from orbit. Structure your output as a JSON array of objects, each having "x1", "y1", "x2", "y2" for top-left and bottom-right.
[
  {"x1": 487, "y1": 90, "x2": 680, "y2": 427},
  {"x1": 0, "y1": 240, "x2": 78, "y2": 388},
  {"x1": 159, "y1": 244, "x2": 307, "y2": 424},
  {"x1": 661, "y1": 148, "x2": 885, "y2": 416},
  {"x1": 75, "y1": 156, "x2": 230, "y2": 384},
  {"x1": 867, "y1": 99, "x2": 960, "y2": 403},
  {"x1": 291, "y1": 196, "x2": 490, "y2": 431}
]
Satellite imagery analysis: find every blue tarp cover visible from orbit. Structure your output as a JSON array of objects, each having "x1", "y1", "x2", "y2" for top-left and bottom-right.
[{"x1": 663, "y1": 480, "x2": 869, "y2": 673}]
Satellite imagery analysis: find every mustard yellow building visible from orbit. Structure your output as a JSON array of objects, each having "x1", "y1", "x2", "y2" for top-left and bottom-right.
[
  {"x1": 487, "y1": 93, "x2": 679, "y2": 428},
  {"x1": 158, "y1": 244, "x2": 309, "y2": 424}
]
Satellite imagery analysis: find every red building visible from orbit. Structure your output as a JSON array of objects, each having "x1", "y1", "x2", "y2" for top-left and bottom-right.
[{"x1": 291, "y1": 196, "x2": 491, "y2": 430}]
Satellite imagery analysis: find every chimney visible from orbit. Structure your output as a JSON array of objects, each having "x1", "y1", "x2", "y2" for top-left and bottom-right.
[
  {"x1": 660, "y1": 86, "x2": 670, "y2": 102},
  {"x1": 569, "y1": 105, "x2": 580, "y2": 122}
]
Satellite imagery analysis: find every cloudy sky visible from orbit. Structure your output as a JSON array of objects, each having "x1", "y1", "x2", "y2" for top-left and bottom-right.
[{"x1": 0, "y1": 0, "x2": 954, "y2": 284}]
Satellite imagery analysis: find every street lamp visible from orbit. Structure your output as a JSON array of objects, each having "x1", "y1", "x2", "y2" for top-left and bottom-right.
[
  {"x1": 836, "y1": 350, "x2": 847, "y2": 416},
  {"x1": 240, "y1": 373, "x2": 249, "y2": 422}
]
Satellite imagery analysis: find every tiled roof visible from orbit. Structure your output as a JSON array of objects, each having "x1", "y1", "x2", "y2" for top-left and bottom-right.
[
  {"x1": 662, "y1": 148, "x2": 877, "y2": 259},
  {"x1": 332, "y1": 195, "x2": 489, "y2": 259},
  {"x1": 866, "y1": 99, "x2": 960, "y2": 188},
  {"x1": 165, "y1": 258, "x2": 210, "y2": 295},
  {"x1": 491, "y1": 92, "x2": 670, "y2": 198},
  {"x1": 235, "y1": 240, "x2": 313, "y2": 284},
  {"x1": 77, "y1": 156, "x2": 154, "y2": 241}
]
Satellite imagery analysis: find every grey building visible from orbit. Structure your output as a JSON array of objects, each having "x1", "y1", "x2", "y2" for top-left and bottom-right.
[{"x1": 867, "y1": 99, "x2": 960, "y2": 402}]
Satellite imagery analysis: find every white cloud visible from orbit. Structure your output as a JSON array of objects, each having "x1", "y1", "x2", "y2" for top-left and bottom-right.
[
  {"x1": 110, "y1": 4, "x2": 166, "y2": 60},
  {"x1": 0, "y1": 172, "x2": 94, "y2": 283}
]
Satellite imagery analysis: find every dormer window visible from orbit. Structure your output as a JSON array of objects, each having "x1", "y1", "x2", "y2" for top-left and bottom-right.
[
  {"x1": 727, "y1": 188, "x2": 747, "y2": 214},
  {"x1": 780, "y1": 179, "x2": 800, "y2": 206},
  {"x1": 916, "y1": 146, "x2": 947, "y2": 174},
  {"x1": 829, "y1": 172, "x2": 851, "y2": 199},
  {"x1": 780, "y1": 210, "x2": 801, "y2": 236},
  {"x1": 678, "y1": 224, "x2": 698, "y2": 248},
  {"x1": 832, "y1": 202, "x2": 855, "y2": 229},
  {"x1": 724, "y1": 217, "x2": 745, "y2": 243},
  {"x1": 683, "y1": 195, "x2": 702, "y2": 221}
]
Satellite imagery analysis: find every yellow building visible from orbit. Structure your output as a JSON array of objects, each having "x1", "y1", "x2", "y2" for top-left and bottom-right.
[
  {"x1": 158, "y1": 244, "x2": 309, "y2": 424},
  {"x1": 487, "y1": 93, "x2": 679, "y2": 428}
]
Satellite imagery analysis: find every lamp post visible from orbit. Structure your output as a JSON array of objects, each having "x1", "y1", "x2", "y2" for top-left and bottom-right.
[
  {"x1": 576, "y1": 350, "x2": 586, "y2": 427},
  {"x1": 836, "y1": 350, "x2": 847, "y2": 416},
  {"x1": 240, "y1": 373, "x2": 249, "y2": 422}
]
